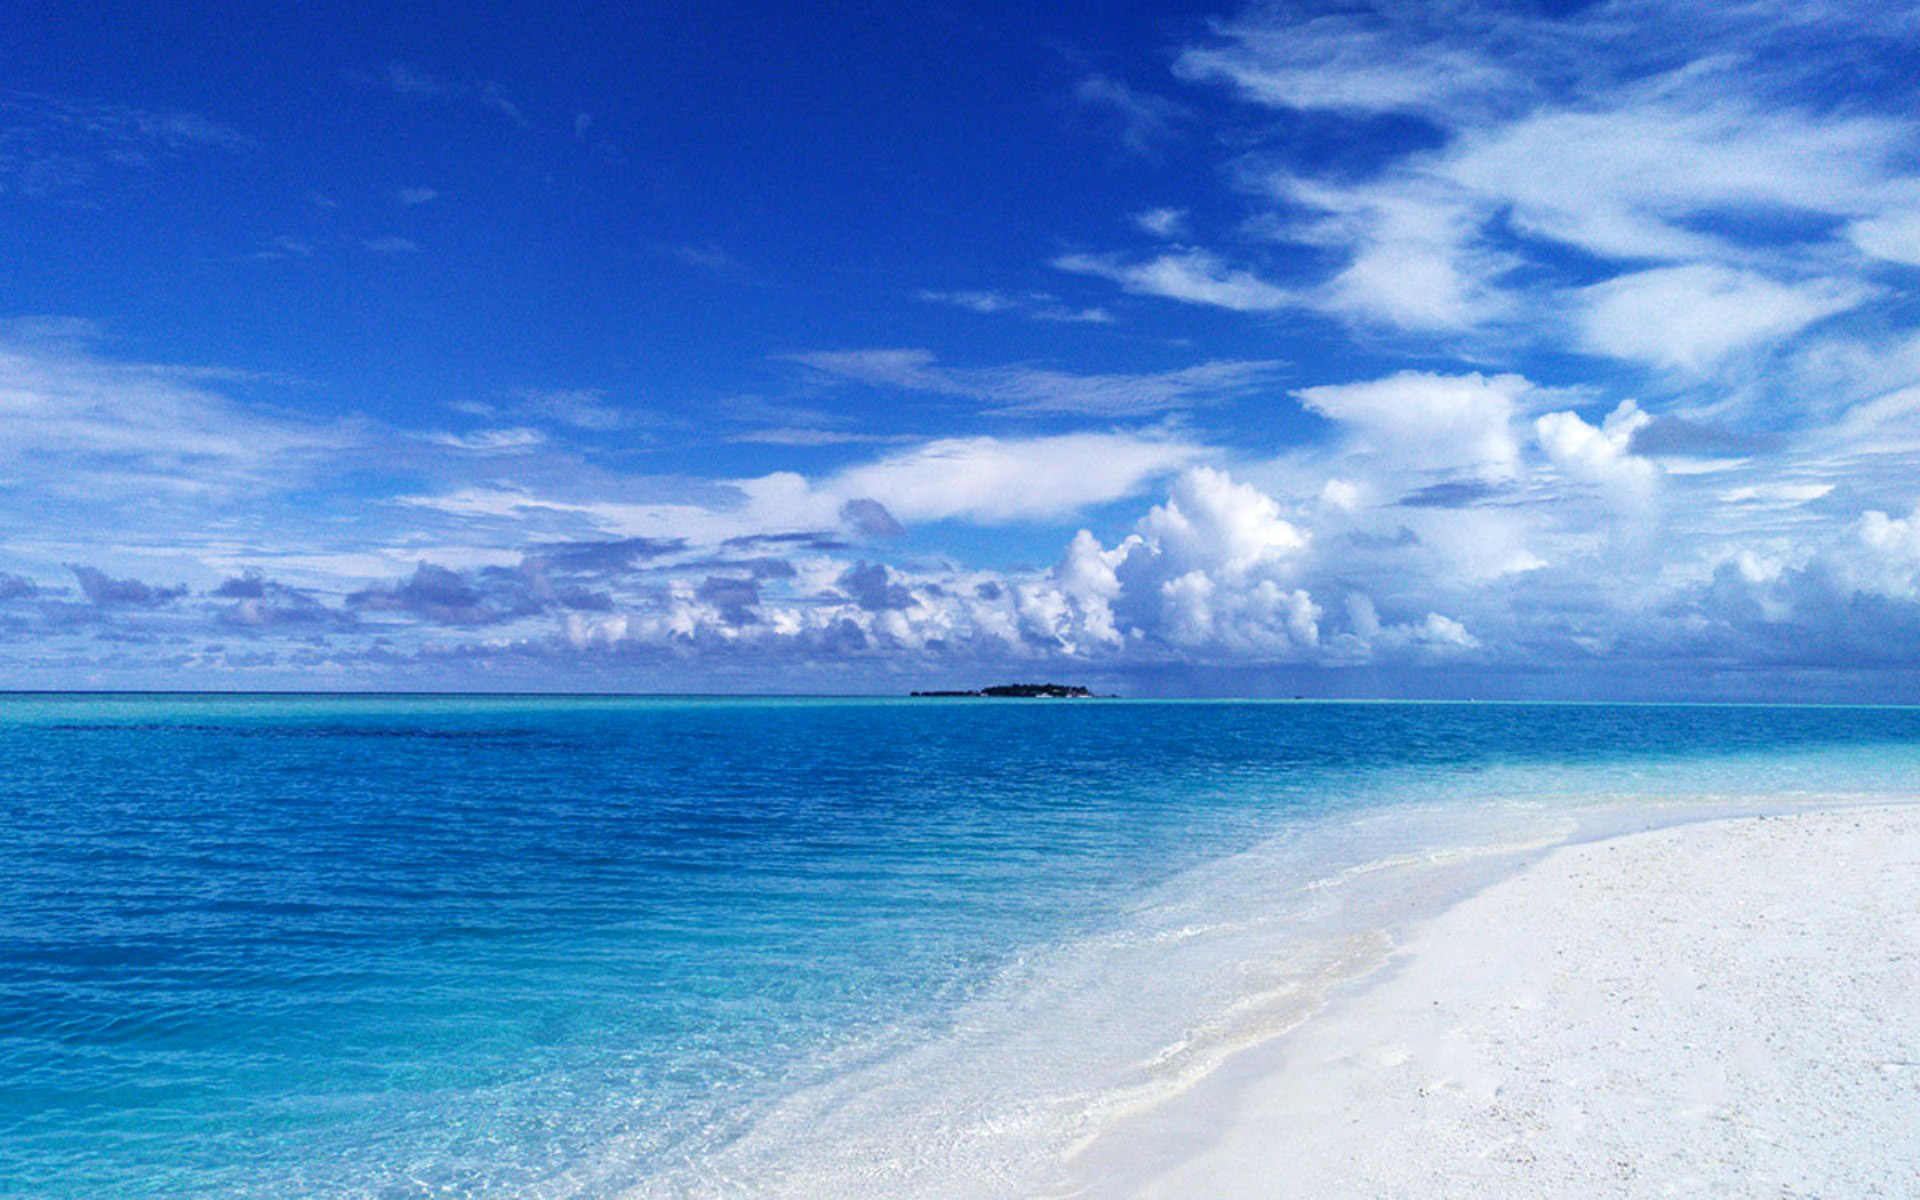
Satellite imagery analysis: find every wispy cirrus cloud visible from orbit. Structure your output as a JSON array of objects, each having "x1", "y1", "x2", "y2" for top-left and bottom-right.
[
  {"x1": 0, "y1": 325, "x2": 351, "y2": 502},
  {"x1": 1071, "y1": 75, "x2": 1188, "y2": 155},
  {"x1": 423, "y1": 427, "x2": 549, "y2": 453},
  {"x1": 1131, "y1": 208, "x2": 1188, "y2": 239},
  {"x1": 1052, "y1": 248, "x2": 1296, "y2": 314},
  {"x1": 0, "y1": 91, "x2": 249, "y2": 199},
  {"x1": 916, "y1": 289, "x2": 1113, "y2": 324},
  {"x1": 368, "y1": 62, "x2": 530, "y2": 129},
  {"x1": 398, "y1": 427, "x2": 1207, "y2": 538},
  {"x1": 1057, "y1": 0, "x2": 1920, "y2": 382},
  {"x1": 1573, "y1": 266, "x2": 1869, "y2": 372},
  {"x1": 790, "y1": 348, "x2": 1284, "y2": 416},
  {"x1": 1172, "y1": 6, "x2": 1524, "y2": 120}
]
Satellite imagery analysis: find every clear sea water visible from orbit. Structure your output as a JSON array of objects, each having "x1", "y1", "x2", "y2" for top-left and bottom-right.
[{"x1": 4, "y1": 695, "x2": 1918, "y2": 1197}]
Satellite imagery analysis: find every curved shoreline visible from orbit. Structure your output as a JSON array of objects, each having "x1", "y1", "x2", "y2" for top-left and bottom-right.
[{"x1": 1059, "y1": 803, "x2": 1920, "y2": 1198}]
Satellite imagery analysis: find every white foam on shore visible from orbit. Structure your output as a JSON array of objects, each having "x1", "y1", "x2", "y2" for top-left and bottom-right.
[
  {"x1": 1064, "y1": 801, "x2": 1920, "y2": 1198},
  {"x1": 601, "y1": 779, "x2": 1907, "y2": 1197},
  {"x1": 545, "y1": 753, "x2": 1920, "y2": 1199}
]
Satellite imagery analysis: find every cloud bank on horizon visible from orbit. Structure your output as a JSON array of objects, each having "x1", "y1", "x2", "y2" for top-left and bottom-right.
[{"x1": 3, "y1": 0, "x2": 1920, "y2": 697}]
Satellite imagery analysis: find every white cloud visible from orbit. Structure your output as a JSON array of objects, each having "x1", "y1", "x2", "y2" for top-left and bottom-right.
[
  {"x1": 1717, "y1": 482, "x2": 1836, "y2": 507},
  {"x1": 1137, "y1": 466, "x2": 1309, "y2": 574},
  {"x1": 1086, "y1": 467, "x2": 1322, "y2": 657},
  {"x1": 0, "y1": 93, "x2": 251, "y2": 199},
  {"x1": 824, "y1": 432, "x2": 1204, "y2": 524},
  {"x1": 382, "y1": 62, "x2": 457, "y2": 97},
  {"x1": 1132, "y1": 208, "x2": 1189, "y2": 238},
  {"x1": 1174, "y1": 10, "x2": 1516, "y2": 119},
  {"x1": 1073, "y1": 75, "x2": 1186, "y2": 154},
  {"x1": 0, "y1": 333, "x2": 349, "y2": 501},
  {"x1": 916, "y1": 290, "x2": 1116, "y2": 324},
  {"x1": 512, "y1": 388, "x2": 641, "y2": 431},
  {"x1": 378, "y1": 64, "x2": 529, "y2": 128},
  {"x1": 1296, "y1": 371, "x2": 1529, "y2": 480},
  {"x1": 1053, "y1": 249, "x2": 1293, "y2": 312},
  {"x1": 916, "y1": 289, "x2": 1018, "y2": 314},
  {"x1": 1849, "y1": 210, "x2": 1920, "y2": 266},
  {"x1": 400, "y1": 430, "x2": 1207, "y2": 540},
  {"x1": 1575, "y1": 265, "x2": 1867, "y2": 371},
  {"x1": 1345, "y1": 594, "x2": 1480, "y2": 655},
  {"x1": 1857, "y1": 506, "x2": 1920, "y2": 596},
  {"x1": 1534, "y1": 402, "x2": 1658, "y2": 501},
  {"x1": 396, "y1": 186, "x2": 440, "y2": 205},
  {"x1": 1441, "y1": 90, "x2": 1908, "y2": 262},
  {"x1": 20, "y1": 330, "x2": 1920, "y2": 688},
  {"x1": 1062, "y1": 4, "x2": 1920, "y2": 357},
  {"x1": 1031, "y1": 304, "x2": 1115, "y2": 325},
  {"x1": 478, "y1": 83, "x2": 528, "y2": 129},
  {"x1": 1249, "y1": 172, "x2": 1512, "y2": 330},
  {"x1": 424, "y1": 427, "x2": 547, "y2": 453},
  {"x1": 792, "y1": 348, "x2": 1281, "y2": 416}
]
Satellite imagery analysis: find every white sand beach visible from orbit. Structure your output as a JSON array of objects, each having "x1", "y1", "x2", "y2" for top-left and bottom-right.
[{"x1": 1064, "y1": 805, "x2": 1920, "y2": 1198}]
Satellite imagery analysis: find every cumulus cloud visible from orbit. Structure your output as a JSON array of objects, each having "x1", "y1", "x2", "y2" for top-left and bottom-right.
[
  {"x1": 296, "y1": 355, "x2": 1914, "y2": 689},
  {"x1": 212, "y1": 571, "x2": 351, "y2": 629},
  {"x1": 9, "y1": 0, "x2": 1920, "y2": 697},
  {"x1": 838, "y1": 498, "x2": 905, "y2": 538},
  {"x1": 348, "y1": 563, "x2": 503, "y2": 625},
  {"x1": 1102, "y1": 468, "x2": 1319, "y2": 655},
  {"x1": 837, "y1": 561, "x2": 915, "y2": 612},
  {"x1": 1534, "y1": 401, "x2": 1658, "y2": 502},
  {"x1": 1856, "y1": 506, "x2": 1920, "y2": 596},
  {"x1": 695, "y1": 574, "x2": 763, "y2": 625},
  {"x1": 514, "y1": 465, "x2": 1480, "y2": 672},
  {"x1": 526, "y1": 537, "x2": 686, "y2": 574},
  {"x1": 67, "y1": 564, "x2": 188, "y2": 608}
]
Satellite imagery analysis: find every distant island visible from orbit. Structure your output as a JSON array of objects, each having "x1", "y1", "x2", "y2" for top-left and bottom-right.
[{"x1": 909, "y1": 683, "x2": 1098, "y2": 698}]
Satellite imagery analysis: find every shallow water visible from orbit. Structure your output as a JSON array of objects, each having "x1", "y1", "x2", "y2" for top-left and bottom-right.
[{"x1": 3, "y1": 696, "x2": 1917, "y2": 1196}]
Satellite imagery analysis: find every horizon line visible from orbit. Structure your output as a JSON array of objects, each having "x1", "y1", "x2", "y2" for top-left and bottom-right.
[{"x1": 2, "y1": 689, "x2": 1918, "y2": 709}]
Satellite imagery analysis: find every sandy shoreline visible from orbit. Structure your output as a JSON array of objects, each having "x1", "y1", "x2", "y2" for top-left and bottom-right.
[{"x1": 1061, "y1": 804, "x2": 1920, "y2": 1198}]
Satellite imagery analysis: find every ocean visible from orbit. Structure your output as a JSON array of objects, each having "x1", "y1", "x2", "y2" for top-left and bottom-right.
[{"x1": 4, "y1": 695, "x2": 1917, "y2": 1197}]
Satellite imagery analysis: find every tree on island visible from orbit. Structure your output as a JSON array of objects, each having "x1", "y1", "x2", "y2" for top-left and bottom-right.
[{"x1": 909, "y1": 682, "x2": 1097, "y2": 698}]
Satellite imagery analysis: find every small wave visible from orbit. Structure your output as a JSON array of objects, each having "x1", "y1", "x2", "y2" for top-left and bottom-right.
[{"x1": 45, "y1": 721, "x2": 550, "y2": 744}]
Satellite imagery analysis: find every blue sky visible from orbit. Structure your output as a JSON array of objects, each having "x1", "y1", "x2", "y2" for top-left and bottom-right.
[{"x1": 5, "y1": 0, "x2": 1920, "y2": 697}]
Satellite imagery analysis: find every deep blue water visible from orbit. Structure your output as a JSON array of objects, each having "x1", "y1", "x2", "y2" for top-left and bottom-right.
[{"x1": 3, "y1": 696, "x2": 1919, "y2": 1196}]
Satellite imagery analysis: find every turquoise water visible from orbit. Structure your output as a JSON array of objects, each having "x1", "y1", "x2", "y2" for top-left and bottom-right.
[{"x1": 3, "y1": 696, "x2": 1918, "y2": 1196}]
